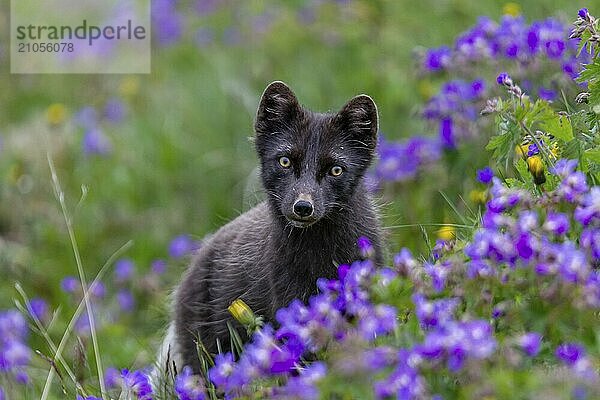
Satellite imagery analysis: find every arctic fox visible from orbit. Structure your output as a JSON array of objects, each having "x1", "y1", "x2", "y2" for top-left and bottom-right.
[{"x1": 162, "y1": 81, "x2": 383, "y2": 374}]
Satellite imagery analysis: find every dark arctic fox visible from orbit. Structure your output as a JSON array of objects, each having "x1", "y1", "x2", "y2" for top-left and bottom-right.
[{"x1": 169, "y1": 81, "x2": 383, "y2": 373}]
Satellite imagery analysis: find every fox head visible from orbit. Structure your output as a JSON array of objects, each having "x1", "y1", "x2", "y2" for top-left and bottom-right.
[{"x1": 254, "y1": 81, "x2": 378, "y2": 228}]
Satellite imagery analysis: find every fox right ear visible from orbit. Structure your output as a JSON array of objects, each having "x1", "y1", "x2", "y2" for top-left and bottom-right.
[{"x1": 255, "y1": 81, "x2": 300, "y2": 136}]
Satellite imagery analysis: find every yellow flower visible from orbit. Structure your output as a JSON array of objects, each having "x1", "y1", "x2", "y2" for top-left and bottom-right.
[
  {"x1": 437, "y1": 225, "x2": 455, "y2": 241},
  {"x1": 119, "y1": 76, "x2": 140, "y2": 97},
  {"x1": 550, "y1": 143, "x2": 560, "y2": 158},
  {"x1": 503, "y1": 2, "x2": 521, "y2": 16},
  {"x1": 469, "y1": 189, "x2": 488, "y2": 205},
  {"x1": 515, "y1": 144, "x2": 529, "y2": 159},
  {"x1": 228, "y1": 299, "x2": 255, "y2": 326},
  {"x1": 46, "y1": 103, "x2": 67, "y2": 126},
  {"x1": 417, "y1": 79, "x2": 434, "y2": 101},
  {"x1": 526, "y1": 155, "x2": 546, "y2": 185}
]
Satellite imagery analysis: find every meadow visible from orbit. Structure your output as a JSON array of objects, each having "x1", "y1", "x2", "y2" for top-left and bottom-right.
[{"x1": 1, "y1": 1, "x2": 599, "y2": 399}]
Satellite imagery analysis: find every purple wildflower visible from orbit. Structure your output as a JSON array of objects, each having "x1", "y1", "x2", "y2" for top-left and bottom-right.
[
  {"x1": 517, "y1": 332, "x2": 542, "y2": 356},
  {"x1": 496, "y1": 73, "x2": 511, "y2": 85},
  {"x1": 175, "y1": 366, "x2": 206, "y2": 400},
  {"x1": 277, "y1": 362, "x2": 326, "y2": 400},
  {"x1": 74, "y1": 106, "x2": 98, "y2": 130},
  {"x1": 104, "y1": 98, "x2": 126, "y2": 123},
  {"x1": 574, "y1": 187, "x2": 600, "y2": 226},
  {"x1": 208, "y1": 352, "x2": 234, "y2": 388},
  {"x1": 423, "y1": 46, "x2": 451, "y2": 71},
  {"x1": 543, "y1": 212, "x2": 570, "y2": 235},
  {"x1": 374, "y1": 350, "x2": 425, "y2": 399},
  {"x1": 545, "y1": 39, "x2": 565, "y2": 59},
  {"x1": 169, "y1": 234, "x2": 195, "y2": 258},
  {"x1": 89, "y1": 281, "x2": 106, "y2": 299},
  {"x1": 393, "y1": 248, "x2": 418, "y2": 277},
  {"x1": 424, "y1": 261, "x2": 452, "y2": 292},
  {"x1": 358, "y1": 304, "x2": 397, "y2": 341},
  {"x1": 27, "y1": 298, "x2": 48, "y2": 322},
  {"x1": 555, "y1": 343, "x2": 585, "y2": 366},
  {"x1": 578, "y1": 8, "x2": 589, "y2": 19},
  {"x1": 0, "y1": 340, "x2": 30, "y2": 371},
  {"x1": 538, "y1": 87, "x2": 557, "y2": 101},
  {"x1": 551, "y1": 159, "x2": 578, "y2": 177},
  {"x1": 152, "y1": 0, "x2": 183, "y2": 45},
  {"x1": 467, "y1": 260, "x2": 496, "y2": 279},
  {"x1": 121, "y1": 369, "x2": 153, "y2": 400},
  {"x1": 477, "y1": 167, "x2": 494, "y2": 184},
  {"x1": 105, "y1": 366, "x2": 121, "y2": 388},
  {"x1": 114, "y1": 258, "x2": 135, "y2": 283},
  {"x1": 82, "y1": 128, "x2": 112, "y2": 156},
  {"x1": 580, "y1": 228, "x2": 600, "y2": 261},
  {"x1": 413, "y1": 294, "x2": 458, "y2": 330},
  {"x1": 117, "y1": 290, "x2": 135, "y2": 312},
  {"x1": 151, "y1": 259, "x2": 167, "y2": 275},
  {"x1": 61, "y1": 276, "x2": 79, "y2": 293},
  {"x1": 439, "y1": 117, "x2": 455, "y2": 149},
  {"x1": 357, "y1": 236, "x2": 374, "y2": 258}
]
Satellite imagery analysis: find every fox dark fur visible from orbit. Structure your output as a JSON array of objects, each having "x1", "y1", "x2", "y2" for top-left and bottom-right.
[{"x1": 172, "y1": 81, "x2": 383, "y2": 372}]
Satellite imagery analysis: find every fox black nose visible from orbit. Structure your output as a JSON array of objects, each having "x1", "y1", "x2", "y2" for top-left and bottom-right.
[{"x1": 293, "y1": 200, "x2": 314, "y2": 218}]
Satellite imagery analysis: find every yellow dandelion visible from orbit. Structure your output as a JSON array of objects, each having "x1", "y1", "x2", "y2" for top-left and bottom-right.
[
  {"x1": 228, "y1": 299, "x2": 255, "y2": 326},
  {"x1": 503, "y1": 2, "x2": 521, "y2": 17},
  {"x1": 437, "y1": 225, "x2": 455, "y2": 241},
  {"x1": 515, "y1": 144, "x2": 529, "y2": 159},
  {"x1": 119, "y1": 76, "x2": 140, "y2": 97},
  {"x1": 469, "y1": 189, "x2": 488, "y2": 205},
  {"x1": 418, "y1": 79, "x2": 434, "y2": 101},
  {"x1": 550, "y1": 142, "x2": 560, "y2": 158},
  {"x1": 46, "y1": 103, "x2": 67, "y2": 126},
  {"x1": 526, "y1": 155, "x2": 546, "y2": 185}
]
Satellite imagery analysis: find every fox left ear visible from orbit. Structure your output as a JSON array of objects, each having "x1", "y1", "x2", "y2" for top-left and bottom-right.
[
  {"x1": 255, "y1": 81, "x2": 301, "y2": 137},
  {"x1": 334, "y1": 94, "x2": 379, "y2": 153}
]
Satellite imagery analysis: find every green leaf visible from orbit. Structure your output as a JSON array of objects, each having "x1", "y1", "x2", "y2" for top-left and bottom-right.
[
  {"x1": 583, "y1": 148, "x2": 600, "y2": 163},
  {"x1": 576, "y1": 30, "x2": 592, "y2": 57},
  {"x1": 486, "y1": 132, "x2": 510, "y2": 152},
  {"x1": 577, "y1": 58, "x2": 600, "y2": 85},
  {"x1": 562, "y1": 139, "x2": 582, "y2": 160},
  {"x1": 541, "y1": 114, "x2": 573, "y2": 141}
]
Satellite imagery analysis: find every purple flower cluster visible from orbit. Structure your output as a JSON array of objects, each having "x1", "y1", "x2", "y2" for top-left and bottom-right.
[
  {"x1": 376, "y1": 79, "x2": 487, "y2": 183},
  {"x1": 376, "y1": 136, "x2": 442, "y2": 182},
  {"x1": 104, "y1": 368, "x2": 153, "y2": 400},
  {"x1": 168, "y1": 234, "x2": 199, "y2": 259},
  {"x1": 423, "y1": 79, "x2": 488, "y2": 148},
  {"x1": 152, "y1": 0, "x2": 184, "y2": 46},
  {"x1": 74, "y1": 96, "x2": 128, "y2": 157},
  {"x1": 207, "y1": 254, "x2": 398, "y2": 397},
  {"x1": 206, "y1": 236, "x2": 503, "y2": 399},
  {"x1": 175, "y1": 366, "x2": 206, "y2": 400},
  {"x1": 0, "y1": 310, "x2": 31, "y2": 386},
  {"x1": 423, "y1": 15, "x2": 586, "y2": 82},
  {"x1": 414, "y1": 319, "x2": 496, "y2": 372},
  {"x1": 555, "y1": 342, "x2": 597, "y2": 381},
  {"x1": 461, "y1": 161, "x2": 599, "y2": 307},
  {"x1": 121, "y1": 369, "x2": 153, "y2": 400},
  {"x1": 377, "y1": 14, "x2": 589, "y2": 185}
]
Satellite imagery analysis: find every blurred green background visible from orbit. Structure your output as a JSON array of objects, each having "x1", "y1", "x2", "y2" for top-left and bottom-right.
[{"x1": 0, "y1": 0, "x2": 581, "y2": 390}]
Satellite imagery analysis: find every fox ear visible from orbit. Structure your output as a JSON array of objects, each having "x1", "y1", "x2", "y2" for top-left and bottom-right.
[
  {"x1": 255, "y1": 81, "x2": 300, "y2": 136},
  {"x1": 334, "y1": 94, "x2": 379, "y2": 152}
]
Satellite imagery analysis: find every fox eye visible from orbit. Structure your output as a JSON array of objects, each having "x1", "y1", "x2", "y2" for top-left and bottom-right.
[
  {"x1": 330, "y1": 165, "x2": 343, "y2": 176},
  {"x1": 279, "y1": 156, "x2": 291, "y2": 168}
]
